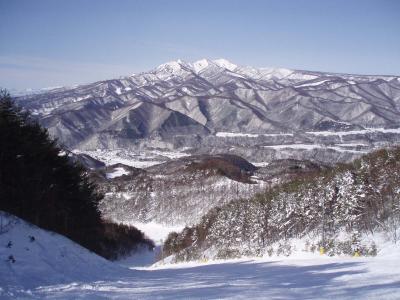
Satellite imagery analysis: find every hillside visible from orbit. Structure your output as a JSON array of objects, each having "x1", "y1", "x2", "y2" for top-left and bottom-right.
[
  {"x1": 163, "y1": 147, "x2": 400, "y2": 262},
  {"x1": 0, "y1": 212, "x2": 127, "y2": 298},
  {"x1": 90, "y1": 154, "x2": 322, "y2": 227}
]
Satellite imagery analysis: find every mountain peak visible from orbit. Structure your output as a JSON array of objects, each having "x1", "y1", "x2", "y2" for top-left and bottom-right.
[
  {"x1": 156, "y1": 58, "x2": 238, "y2": 75},
  {"x1": 212, "y1": 58, "x2": 237, "y2": 71},
  {"x1": 191, "y1": 58, "x2": 211, "y2": 73},
  {"x1": 156, "y1": 60, "x2": 185, "y2": 73}
]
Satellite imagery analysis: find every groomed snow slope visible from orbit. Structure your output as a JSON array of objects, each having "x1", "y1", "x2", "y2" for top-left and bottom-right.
[{"x1": 1, "y1": 212, "x2": 400, "y2": 299}]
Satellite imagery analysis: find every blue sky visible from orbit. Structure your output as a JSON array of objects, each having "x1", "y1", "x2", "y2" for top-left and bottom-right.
[{"x1": 0, "y1": 0, "x2": 399, "y2": 90}]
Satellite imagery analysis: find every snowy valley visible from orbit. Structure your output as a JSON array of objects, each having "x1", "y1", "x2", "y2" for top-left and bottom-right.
[{"x1": 3, "y1": 59, "x2": 400, "y2": 299}]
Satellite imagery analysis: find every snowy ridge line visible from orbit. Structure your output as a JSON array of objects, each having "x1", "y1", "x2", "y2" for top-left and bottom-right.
[{"x1": 18, "y1": 57, "x2": 400, "y2": 166}]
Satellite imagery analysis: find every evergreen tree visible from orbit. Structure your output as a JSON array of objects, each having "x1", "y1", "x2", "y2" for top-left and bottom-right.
[{"x1": 0, "y1": 89, "x2": 153, "y2": 259}]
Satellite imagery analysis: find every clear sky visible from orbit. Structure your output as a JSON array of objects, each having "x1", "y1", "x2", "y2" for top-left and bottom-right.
[{"x1": 0, "y1": 0, "x2": 399, "y2": 90}]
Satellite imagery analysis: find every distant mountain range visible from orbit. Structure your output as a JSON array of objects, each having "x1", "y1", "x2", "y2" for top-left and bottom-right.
[{"x1": 16, "y1": 59, "x2": 400, "y2": 164}]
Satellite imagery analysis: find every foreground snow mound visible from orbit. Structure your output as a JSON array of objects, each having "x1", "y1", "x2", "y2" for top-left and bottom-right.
[{"x1": 0, "y1": 212, "x2": 127, "y2": 298}]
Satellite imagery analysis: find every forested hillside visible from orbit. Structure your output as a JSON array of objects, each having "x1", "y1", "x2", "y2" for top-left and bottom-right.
[
  {"x1": 164, "y1": 147, "x2": 400, "y2": 261},
  {"x1": 0, "y1": 90, "x2": 153, "y2": 259}
]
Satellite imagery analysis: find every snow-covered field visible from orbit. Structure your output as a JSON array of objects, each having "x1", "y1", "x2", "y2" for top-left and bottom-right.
[
  {"x1": 263, "y1": 143, "x2": 367, "y2": 153},
  {"x1": 2, "y1": 212, "x2": 400, "y2": 299},
  {"x1": 216, "y1": 132, "x2": 294, "y2": 138},
  {"x1": 216, "y1": 128, "x2": 400, "y2": 139},
  {"x1": 73, "y1": 149, "x2": 190, "y2": 168},
  {"x1": 306, "y1": 127, "x2": 400, "y2": 137},
  {"x1": 106, "y1": 167, "x2": 130, "y2": 179}
]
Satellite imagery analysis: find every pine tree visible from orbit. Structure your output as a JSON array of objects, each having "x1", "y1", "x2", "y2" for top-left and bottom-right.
[{"x1": 0, "y1": 89, "x2": 153, "y2": 259}]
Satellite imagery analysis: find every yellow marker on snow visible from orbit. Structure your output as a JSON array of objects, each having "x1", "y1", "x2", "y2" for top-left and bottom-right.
[
  {"x1": 354, "y1": 251, "x2": 360, "y2": 257},
  {"x1": 319, "y1": 246, "x2": 325, "y2": 255}
]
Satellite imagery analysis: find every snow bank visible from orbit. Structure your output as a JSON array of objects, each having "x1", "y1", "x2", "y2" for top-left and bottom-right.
[{"x1": 0, "y1": 211, "x2": 126, "y2": 298}]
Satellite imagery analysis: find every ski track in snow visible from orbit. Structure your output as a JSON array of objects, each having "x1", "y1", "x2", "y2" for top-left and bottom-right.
[
  {"x1": 1, "y1": 212, "x2": 400, "y2": 299},
  {"x1": 32, "y1": 255, "x2": 400, "y2": 299}
]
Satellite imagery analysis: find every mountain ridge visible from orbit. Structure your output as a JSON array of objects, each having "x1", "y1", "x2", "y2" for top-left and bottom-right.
[{"x1": 15, "y1": 58, "x2": 400, "y2": 164}]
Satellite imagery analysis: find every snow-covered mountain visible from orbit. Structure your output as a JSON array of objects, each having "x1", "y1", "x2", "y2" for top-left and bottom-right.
[{"x1": 16, "y1": 59, "x2": 400, "y2": 164}]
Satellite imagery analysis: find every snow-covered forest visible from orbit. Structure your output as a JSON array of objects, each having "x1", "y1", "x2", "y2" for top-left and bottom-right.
[{"x1": 164, "y1": 148, "x2": 400, "y2": 262}]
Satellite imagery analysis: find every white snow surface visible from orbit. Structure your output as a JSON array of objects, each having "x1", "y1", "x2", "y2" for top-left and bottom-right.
[
  {"x1": 216, "y1": 132, "x2": 294, "y2": 138},
  {"x1": 212, "y1": 58, "x2": 238, "y2": 71},
  {"x1": 2, "y1": 211, "x2": 400, "y2": 299},
  {"x1": 115, "y1": 87, "x2": 122, "y2": 95},
  {"x1": 123, "y1": 222, "x2": 184, "y2": 245},
  {"x1": 263, "y1": 144, "x2": 367, "y2": 153},
  {"x1": 191, "y1": 58, "x2": 210, "y2": 73},
  {"x1": 73, "y1": 148, "x2": 191, "y2": 169},
  {"x1": 0, "y1": 212, "x2": 125, "y2": 298},
  {"x1": 106, "y1": 167, "x2": 130, "y2": 179},
  {"x1": 72, "y1": 149, "x2": 173, "y2": 168},
  {"x1": 295, "y1": 79, "x2": 331, "y2": 87},
  {"x1": 306, "y1": 127, "x2": 400, "y2": 137}
]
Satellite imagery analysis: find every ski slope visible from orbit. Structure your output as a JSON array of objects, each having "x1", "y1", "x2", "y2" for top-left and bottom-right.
[{"x1": 1, "y1": 212, "x2": 400, "y2": 299}]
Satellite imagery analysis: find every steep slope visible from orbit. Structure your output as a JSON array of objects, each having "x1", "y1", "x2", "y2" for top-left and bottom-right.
[
  {"x1": 164, "y1": 147, "x2": 400, "y2": 262},
  {"x1": 0, "y1": 212, "x2": 127, "y2": 298},
  {"x1": 16, "y1": 59, "x2": 400, "y2": 164}
]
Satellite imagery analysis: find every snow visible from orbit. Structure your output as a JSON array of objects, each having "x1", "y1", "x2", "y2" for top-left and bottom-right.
[
  {"x1": 2, "y1": 211, "x2": 400, "y2": 299},
  {"x1": 156, "y1": 60, "x2": 184, "y2": 74},
  {"x1": 192, "y1": 59, "x2": 210, "y2": 73},
  {"x1": 73, "y1": 148, "x2": 191, "y2": 169},
  {"x1": 115, "y1": 87, "x2": 122, "y2": 95},
  {"x1": 216, "y1": 132, "x2": 294, "y2": 138},
  {"x1": 73, "y1": 149, "x2": 165, "y2": 168},
  {"x1": 263, "y1": 144, "x2": 368, "y2": 153},
  {"x1": 252, "y1": 162, "x2": 270, "y2": 167},
  {"x1": 106, "y1": 167, "x2": 130, "y2": 179},
  {"x1": 216, "y1": 132, "x2": 260, "y2": 138},
  {"x1": 35, "y1": 256, "x2": 400, "y2": 299},
  {"x1": 213, "y1": 58, "x2": 238, "y2": 71},
  {"x1": 307, "y1": 127, "x2": 400, "y2": 137},
  {"x1": 295, "y1": 79, "x2": 331, "y2": 87},
  {"x1": 260, "y1": 67, "x2": 293, "y2": 79},
  {"x1": 74, "y1": 95, "x2": 91, "y2": 102},
  {"x1": 0, "y1": 212, "x2": 123, "y2": 298},
  {"x1": 124, "y1": 222, "x2": 184, "y2": 245}
]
